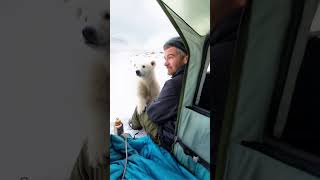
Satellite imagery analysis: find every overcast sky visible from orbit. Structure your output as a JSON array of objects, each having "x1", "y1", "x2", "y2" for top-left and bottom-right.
[{"x1": 110, "y1": 0, "x2": 179, "y2": 52}]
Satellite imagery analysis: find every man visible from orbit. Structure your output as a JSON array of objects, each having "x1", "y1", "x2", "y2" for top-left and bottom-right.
[{"x1": 129, "y1": 36, "x2": 188, "y2": 151}]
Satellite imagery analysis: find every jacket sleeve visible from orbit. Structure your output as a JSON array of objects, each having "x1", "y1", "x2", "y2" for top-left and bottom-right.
[{"x1": 146, "y1": 77, "x2": 182, "y2": 125}]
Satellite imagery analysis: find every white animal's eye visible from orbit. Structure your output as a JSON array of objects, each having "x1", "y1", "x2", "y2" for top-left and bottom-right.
[{"x1": 142, "y1": 65, "x2": 145, "y2": 68}]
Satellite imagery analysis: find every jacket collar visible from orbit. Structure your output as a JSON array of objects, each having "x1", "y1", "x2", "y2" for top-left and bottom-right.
[{"x1": 172, "y1": 64, "x2": 186, "y2": 78}]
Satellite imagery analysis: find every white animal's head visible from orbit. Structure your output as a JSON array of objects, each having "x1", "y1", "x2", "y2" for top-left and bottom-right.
[
  {"x1": 134, "y1": 60, "x2": 156, "y2": 78},
  {"x1": 64, "y1": 0, "x2": 109, "y2": 50}
]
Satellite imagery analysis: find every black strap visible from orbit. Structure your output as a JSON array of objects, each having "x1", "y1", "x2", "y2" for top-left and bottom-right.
[
  {"x1": 242, "y1": 140, "x2": 320, "y2": 177},
  {"x1": 174, "y1": 137, "x2": 210, "y2": 170}
]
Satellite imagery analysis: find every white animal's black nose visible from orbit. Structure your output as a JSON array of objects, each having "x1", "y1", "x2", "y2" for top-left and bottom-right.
[
  {"x1": 136, "y1": 70, "x2": 141, "y2": 76},
  {"x1": 82, "y1": 26, "x2": 98, "y2": 45}
]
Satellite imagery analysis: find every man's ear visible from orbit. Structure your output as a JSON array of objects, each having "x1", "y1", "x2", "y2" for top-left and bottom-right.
[
  {"x1": 151, "y1": 61, "x2": 156, "y2": 66},
  {"x1": 183, "y1": 55, "x2": 188, "y2": 64}
]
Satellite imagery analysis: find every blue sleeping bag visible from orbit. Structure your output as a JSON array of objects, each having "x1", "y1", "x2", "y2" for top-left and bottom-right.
[{"x1": 110, "y1": 134, "x2": 198, "y2": 180}]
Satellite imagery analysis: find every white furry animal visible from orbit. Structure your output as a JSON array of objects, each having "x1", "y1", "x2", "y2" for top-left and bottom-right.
[
  {"x1": 134, "y1": 60, "x2": 160, "y2": 115},
  {"x1": 64, "y1": 0, "x2": 109, "y2": 168}
]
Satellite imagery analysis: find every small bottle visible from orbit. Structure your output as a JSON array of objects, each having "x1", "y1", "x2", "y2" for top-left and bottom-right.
[{"x1": 114, "y1": 118, "x2": 124, "y2": 135}]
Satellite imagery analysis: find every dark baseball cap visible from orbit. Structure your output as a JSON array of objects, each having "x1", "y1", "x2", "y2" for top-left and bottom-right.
[{"x1": 163, "y1": 37, "x2": 188, "y2": 54}]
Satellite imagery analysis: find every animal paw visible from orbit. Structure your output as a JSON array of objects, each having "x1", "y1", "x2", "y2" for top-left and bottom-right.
[{"x1": 137, "y1": 104, "x2": 146, "y2": 115}]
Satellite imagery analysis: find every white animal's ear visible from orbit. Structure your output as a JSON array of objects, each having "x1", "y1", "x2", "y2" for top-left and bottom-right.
[{"x1": 151, "y1": 61, "x2": 156, "y2": 66}]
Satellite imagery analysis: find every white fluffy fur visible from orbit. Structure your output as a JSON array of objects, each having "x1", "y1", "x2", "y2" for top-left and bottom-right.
[
  {"x1": 65, "y1": 0, "x2": 109, "y2": 167},
  {"x1": 134, "y1": 59, "x2": 160, "y2": 114},
  {"x1": 87, "y1": 62, "x2": 108, "y2": 167}
]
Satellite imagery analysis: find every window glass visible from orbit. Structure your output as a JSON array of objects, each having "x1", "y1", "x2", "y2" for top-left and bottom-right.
[
  {"x1": 272, "y1": 3, "x2": 320, "y2": 156},
  {"x1": 194, "y1": 45, "x2": 210, "y2": 112}
]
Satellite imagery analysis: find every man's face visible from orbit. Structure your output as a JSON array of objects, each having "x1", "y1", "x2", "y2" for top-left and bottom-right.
[{"x1": 164, "y1": 47, "x2": 188, "y2": 75}]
